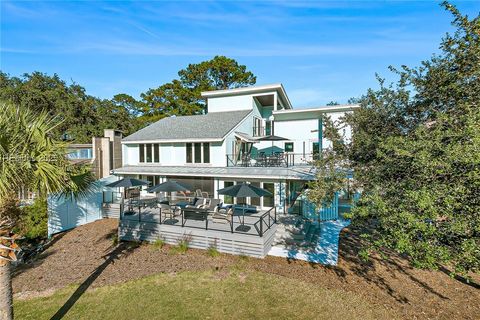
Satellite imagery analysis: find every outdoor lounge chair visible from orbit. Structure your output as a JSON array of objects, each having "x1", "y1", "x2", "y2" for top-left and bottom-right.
[
  {"x1": 185, "y1": 198, "x2": 206, "y2": 209},
  {"x1": 204, "y1": 199, "x2": 221, "y2": 213},
  {"x1": 211, "y1": 207, "x2": 233, "y2": 224}
]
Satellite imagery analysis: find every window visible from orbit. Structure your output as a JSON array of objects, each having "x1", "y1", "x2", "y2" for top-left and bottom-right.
[
  {"x1": 263, "y1": 183, "x2": 275, "y2": 207},
  {"x1": 253, "y1": 117, "x2": 262, "y2": 136},
  {"x1": 250, "y1": 182, "x2": 261, "y2": 206},
  {"x1": 223, "y1": 181, "x2": 234, "y2": 204},
  {"x1": 139, "y1": 144, "x2": 160, "y2": 163},
  {"x1": 186, "y1": 143, "x2": 193, "y2": 163},
  {"x1": 153, "y1": 144, "x2": 160, "y2": 162},
  {"x1": 313, "y1": 142, "x2": 320, "y2": 159},
  {"x1": 186, "y1": 142, "x2": 210, "y2": 164},
  {"x1": 265, "y1": 120, "x2": 274, "y2": 136},
  {"x1": 194, "y1": 143, "x2": 202, "y2": 163},
  {"x1": 146, "y1": 144, "x2": 152, "y2": 162},
  {"x1": 139, "y1": 144, "x2": 145, "y2": 162},
  {"x1": 285, "y1": 142, "x2": 294, "y2": 152},
  {"x1": 203, "y1": 143, "x2": 210, "y2": 163}
]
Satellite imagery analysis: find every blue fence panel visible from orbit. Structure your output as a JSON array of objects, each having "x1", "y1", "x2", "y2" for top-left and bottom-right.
[{"x1": 301, "y1": 192, "x2": 339, "y2": 221}]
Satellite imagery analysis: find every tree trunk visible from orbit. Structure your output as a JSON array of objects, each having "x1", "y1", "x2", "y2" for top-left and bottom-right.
[{"x1": 0, "y1": 261, "x2": 13, "y2": 320}]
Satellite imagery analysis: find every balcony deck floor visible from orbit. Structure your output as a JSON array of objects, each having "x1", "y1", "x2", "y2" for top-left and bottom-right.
[{"x1": 121, "y1": 207, "x2": 272, "y2": 237}]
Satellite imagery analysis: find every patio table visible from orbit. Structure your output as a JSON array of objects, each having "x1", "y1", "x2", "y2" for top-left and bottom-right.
[{"x1": 181, "y1": 207, "x2": 209, "y2": 230}]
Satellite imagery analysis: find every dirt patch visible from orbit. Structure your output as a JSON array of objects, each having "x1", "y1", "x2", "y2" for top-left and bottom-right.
[{"x1": 13, "y1": 219, "x2": 480, "y2": 320}]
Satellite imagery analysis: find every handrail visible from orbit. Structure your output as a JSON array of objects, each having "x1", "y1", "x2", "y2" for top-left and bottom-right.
[
  {"x1": 120, "y1": 201, "x2": 277, "y2": 237},
  {"x1": 225, "y1": 153, "x2": 318, "y2": 168}
]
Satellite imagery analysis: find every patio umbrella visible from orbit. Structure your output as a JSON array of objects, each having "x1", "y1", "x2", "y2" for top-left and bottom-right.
[
  {"x1": 217, "y1": 182, "x2": 272, "y2": 198},
  {"x1": 105, "y1": 177, "x2": 149, "y2": 188},
  {"x1": 255, "y1": 135, "x2": 289, "y2": 155},
  {"x1": 217, "y1": 183, "x2": 272, "y2": 231},
  {"x1": 146, "y1": 180, "x2": 191, "y2": 193}
]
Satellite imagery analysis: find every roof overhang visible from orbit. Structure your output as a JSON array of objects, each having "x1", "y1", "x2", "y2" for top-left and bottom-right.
[
  {"x1": 122, "y1": 138, "x2": 224, "y2": 144},
  {"x1": 273, "y1": 104, "x2": 360, "y2": 121},
  {"x1": 112, "y1": 165, "x2": 316, "y2": 181},
  {"x1": 201, "y1": 83, "x2": 292, "y2": 109}
]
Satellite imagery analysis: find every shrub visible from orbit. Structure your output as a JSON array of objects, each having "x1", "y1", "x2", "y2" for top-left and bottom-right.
[
  {"x1": 152, "y1": 237, "x2": 165, "y2": 250},
  {"x1": 111, "y1": 233, "x2": 119, "y2": 246},
  {"x1": 207, "y1": 240, "x2": 220, "y2": 257},
  {"x1": 17, "y1": 198, "x2": 48, "y2": 240},
  {"x1": 170, "y1": 234, "x2": 191, "y2": 254}
]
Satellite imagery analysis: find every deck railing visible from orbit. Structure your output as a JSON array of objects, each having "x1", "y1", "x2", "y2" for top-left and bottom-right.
[
  {"x1": 119, "y1": 201, "x2": 277, "y2": 237},
  {"x1": 254, "y1": 206, "x2": 277, "y2": 237},
  {"x1": 226, "y1": 153, "x2": 318, "y2": 168}
]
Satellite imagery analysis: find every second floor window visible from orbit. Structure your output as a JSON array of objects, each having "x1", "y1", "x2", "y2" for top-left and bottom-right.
[
  {"x1": 186, "y1": 142, "x2": 210, "y2": 164},
  {"x1": 139, "y1": 144, "x2": 160, "y2": 163}
]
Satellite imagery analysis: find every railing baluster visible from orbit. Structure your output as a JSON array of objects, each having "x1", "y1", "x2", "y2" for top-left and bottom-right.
[{"x1": 259, "y1": 216, "x2": 263, "y2": 237}]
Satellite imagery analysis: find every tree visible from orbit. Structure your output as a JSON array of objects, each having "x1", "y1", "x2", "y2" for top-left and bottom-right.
[
  {"x1": 307, "y1": 116, "x2": 348, "y2": 208},
  {"x1": 138, "y1": 56, "x2": 256, "y2": 125},
  {"x1": 139, "y1": 80, "x2": 203, "y2": 125},
  {"x1": 0, "y1": 72, "x2": 139, "y2": 143},
  {"x1": 178, "y1": 55, "x2": 257, "y2": 91},
  {"x1": 0, "y1": 102, "x2": 94, "y2": 319},
  {"x1": 345, "y1": 2, "x2": 480, "y2": 276}
]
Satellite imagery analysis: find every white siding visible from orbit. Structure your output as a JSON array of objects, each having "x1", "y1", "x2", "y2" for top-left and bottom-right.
[
  {"x1": 123, "y1": 143, "x2": 139, "y2": 165},
  {"x1": 207, "y1": 94, "x2": 254, "y2": 112},
  {"x1": 271, "y1": 118, "x2": 319, "y2": 155}
]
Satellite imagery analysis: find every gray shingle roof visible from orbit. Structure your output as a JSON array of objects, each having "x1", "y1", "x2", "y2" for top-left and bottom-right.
[{"x1": 123, "y1": 110, "x2": 252, "y2": 142}]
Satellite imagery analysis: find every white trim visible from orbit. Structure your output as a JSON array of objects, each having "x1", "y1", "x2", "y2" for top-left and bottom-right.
[
  {"x1": 201, "y1": 83, "x2": 292, "y2": 109},
  {"x1": 122, "y1": 138, "x2": 223, "y2": 144},
  {"x1": 273, "y1": 104, "x2": 360, "y2": 115},
  {"x1": 112, "y1": 170, "x2": 313, "y2": 181}
]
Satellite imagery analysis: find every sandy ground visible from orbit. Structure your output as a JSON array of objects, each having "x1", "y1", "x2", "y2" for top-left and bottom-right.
[{"x1": 13, "y1": 218, "x2": 480, "y2": 320}]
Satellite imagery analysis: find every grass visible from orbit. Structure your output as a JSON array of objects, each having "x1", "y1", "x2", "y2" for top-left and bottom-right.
[{"x1": 14, "y1": 270, "x2": 391, "y2": 320}]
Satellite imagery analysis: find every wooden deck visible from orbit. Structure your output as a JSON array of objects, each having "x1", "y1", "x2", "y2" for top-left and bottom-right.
[{"x1": 117, "y1": 207, "x2": 277, "y2": 258}]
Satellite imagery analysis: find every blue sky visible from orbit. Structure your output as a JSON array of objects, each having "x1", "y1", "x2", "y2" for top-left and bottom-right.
[{"x1": 1, "y1": 1, "x2": 479, "y2": 107}]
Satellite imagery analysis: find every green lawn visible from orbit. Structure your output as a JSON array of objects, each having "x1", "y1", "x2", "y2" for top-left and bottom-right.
[{"x1": 14, "y1": 270, "x2": 392, "y2": 320}]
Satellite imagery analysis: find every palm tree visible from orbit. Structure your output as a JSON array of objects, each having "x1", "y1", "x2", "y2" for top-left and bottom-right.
[{"x1": 0, "y1": 102, "x2": 94, "y2": 320}]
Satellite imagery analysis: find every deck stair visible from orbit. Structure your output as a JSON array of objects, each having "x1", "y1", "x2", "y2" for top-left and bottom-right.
[{"x1": 272, "y1": 216, "x2": 319, "y2": 248}]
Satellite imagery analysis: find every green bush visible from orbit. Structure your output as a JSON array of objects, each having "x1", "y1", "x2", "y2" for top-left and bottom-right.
[
  {"x1": 17, "y1": 198, "x2": 48, "y2": 240},
  {"x1": 152, "y1": 237, "x2": 165, "y2": 250}
]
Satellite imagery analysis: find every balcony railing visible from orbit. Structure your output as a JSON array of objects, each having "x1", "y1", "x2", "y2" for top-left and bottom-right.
[{"x1": 226, "y1": 153, "x2": 319, "y2": 168}]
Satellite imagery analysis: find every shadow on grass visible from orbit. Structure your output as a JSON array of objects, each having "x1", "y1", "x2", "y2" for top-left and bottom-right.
[
  {"x1": 332, "y1": 224, "x2": 450, "y2": 303},
  {"x1": 49, "y1": 241, "x2": 139, "y2": 320}
]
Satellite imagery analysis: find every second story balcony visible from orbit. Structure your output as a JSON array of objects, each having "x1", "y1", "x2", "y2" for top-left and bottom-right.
[{"x1": 226, "y1": 152, "x2": 318, "y2": 168}]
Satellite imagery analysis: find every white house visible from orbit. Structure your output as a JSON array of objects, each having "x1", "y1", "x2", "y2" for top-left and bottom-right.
[{"x1": 114, "y1": 83, "x2": 358, "y2": 213}]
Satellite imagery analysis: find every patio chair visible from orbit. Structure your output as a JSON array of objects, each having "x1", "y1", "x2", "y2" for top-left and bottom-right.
[
  {"x1": 159, "y1": 203, "x2": 178, "y2": 220},
  {"x1": 204, "y1": 199, "x2": 221, "y2": 213},
  {"x1": 195, "y1": 189, "x2": 209, "y2": 198},
  {"x1": 211, "y1": 207, "x2": 234, "y2": 224}
]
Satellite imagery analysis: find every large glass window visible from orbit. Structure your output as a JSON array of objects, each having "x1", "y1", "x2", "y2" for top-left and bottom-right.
[
  {"x1": 146, "y1": 144, "x2": 152, "y2": 162},
  {"x1": 186, "y1": 143, "x2": 193, "y2": 163},
  {"x1": 250, "y1": 182, "x2": 261, "y2": 206},
  {"x1": 263, "y1": 183, "x2": 275, "y2": 207},
  {"x1": 139, "y1": 144, "x2": 145, "y2": 162},
  {"x1": 236, "y1": 181, "x2": 246, "y2": 205},
  {"x1": 223, "y1": 181, "x2": 234, "y2": 204},
  {"x1": 153, "y1": 144, "x2": 160, "y2": 163},
  {"x1": 194, "y1": 143, "x2": 202, "y2": 163}
]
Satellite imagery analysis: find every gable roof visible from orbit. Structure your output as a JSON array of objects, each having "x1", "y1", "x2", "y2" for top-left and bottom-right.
[{"x1": 122, "y1": 110, "x2": 252, "y2": 143}]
